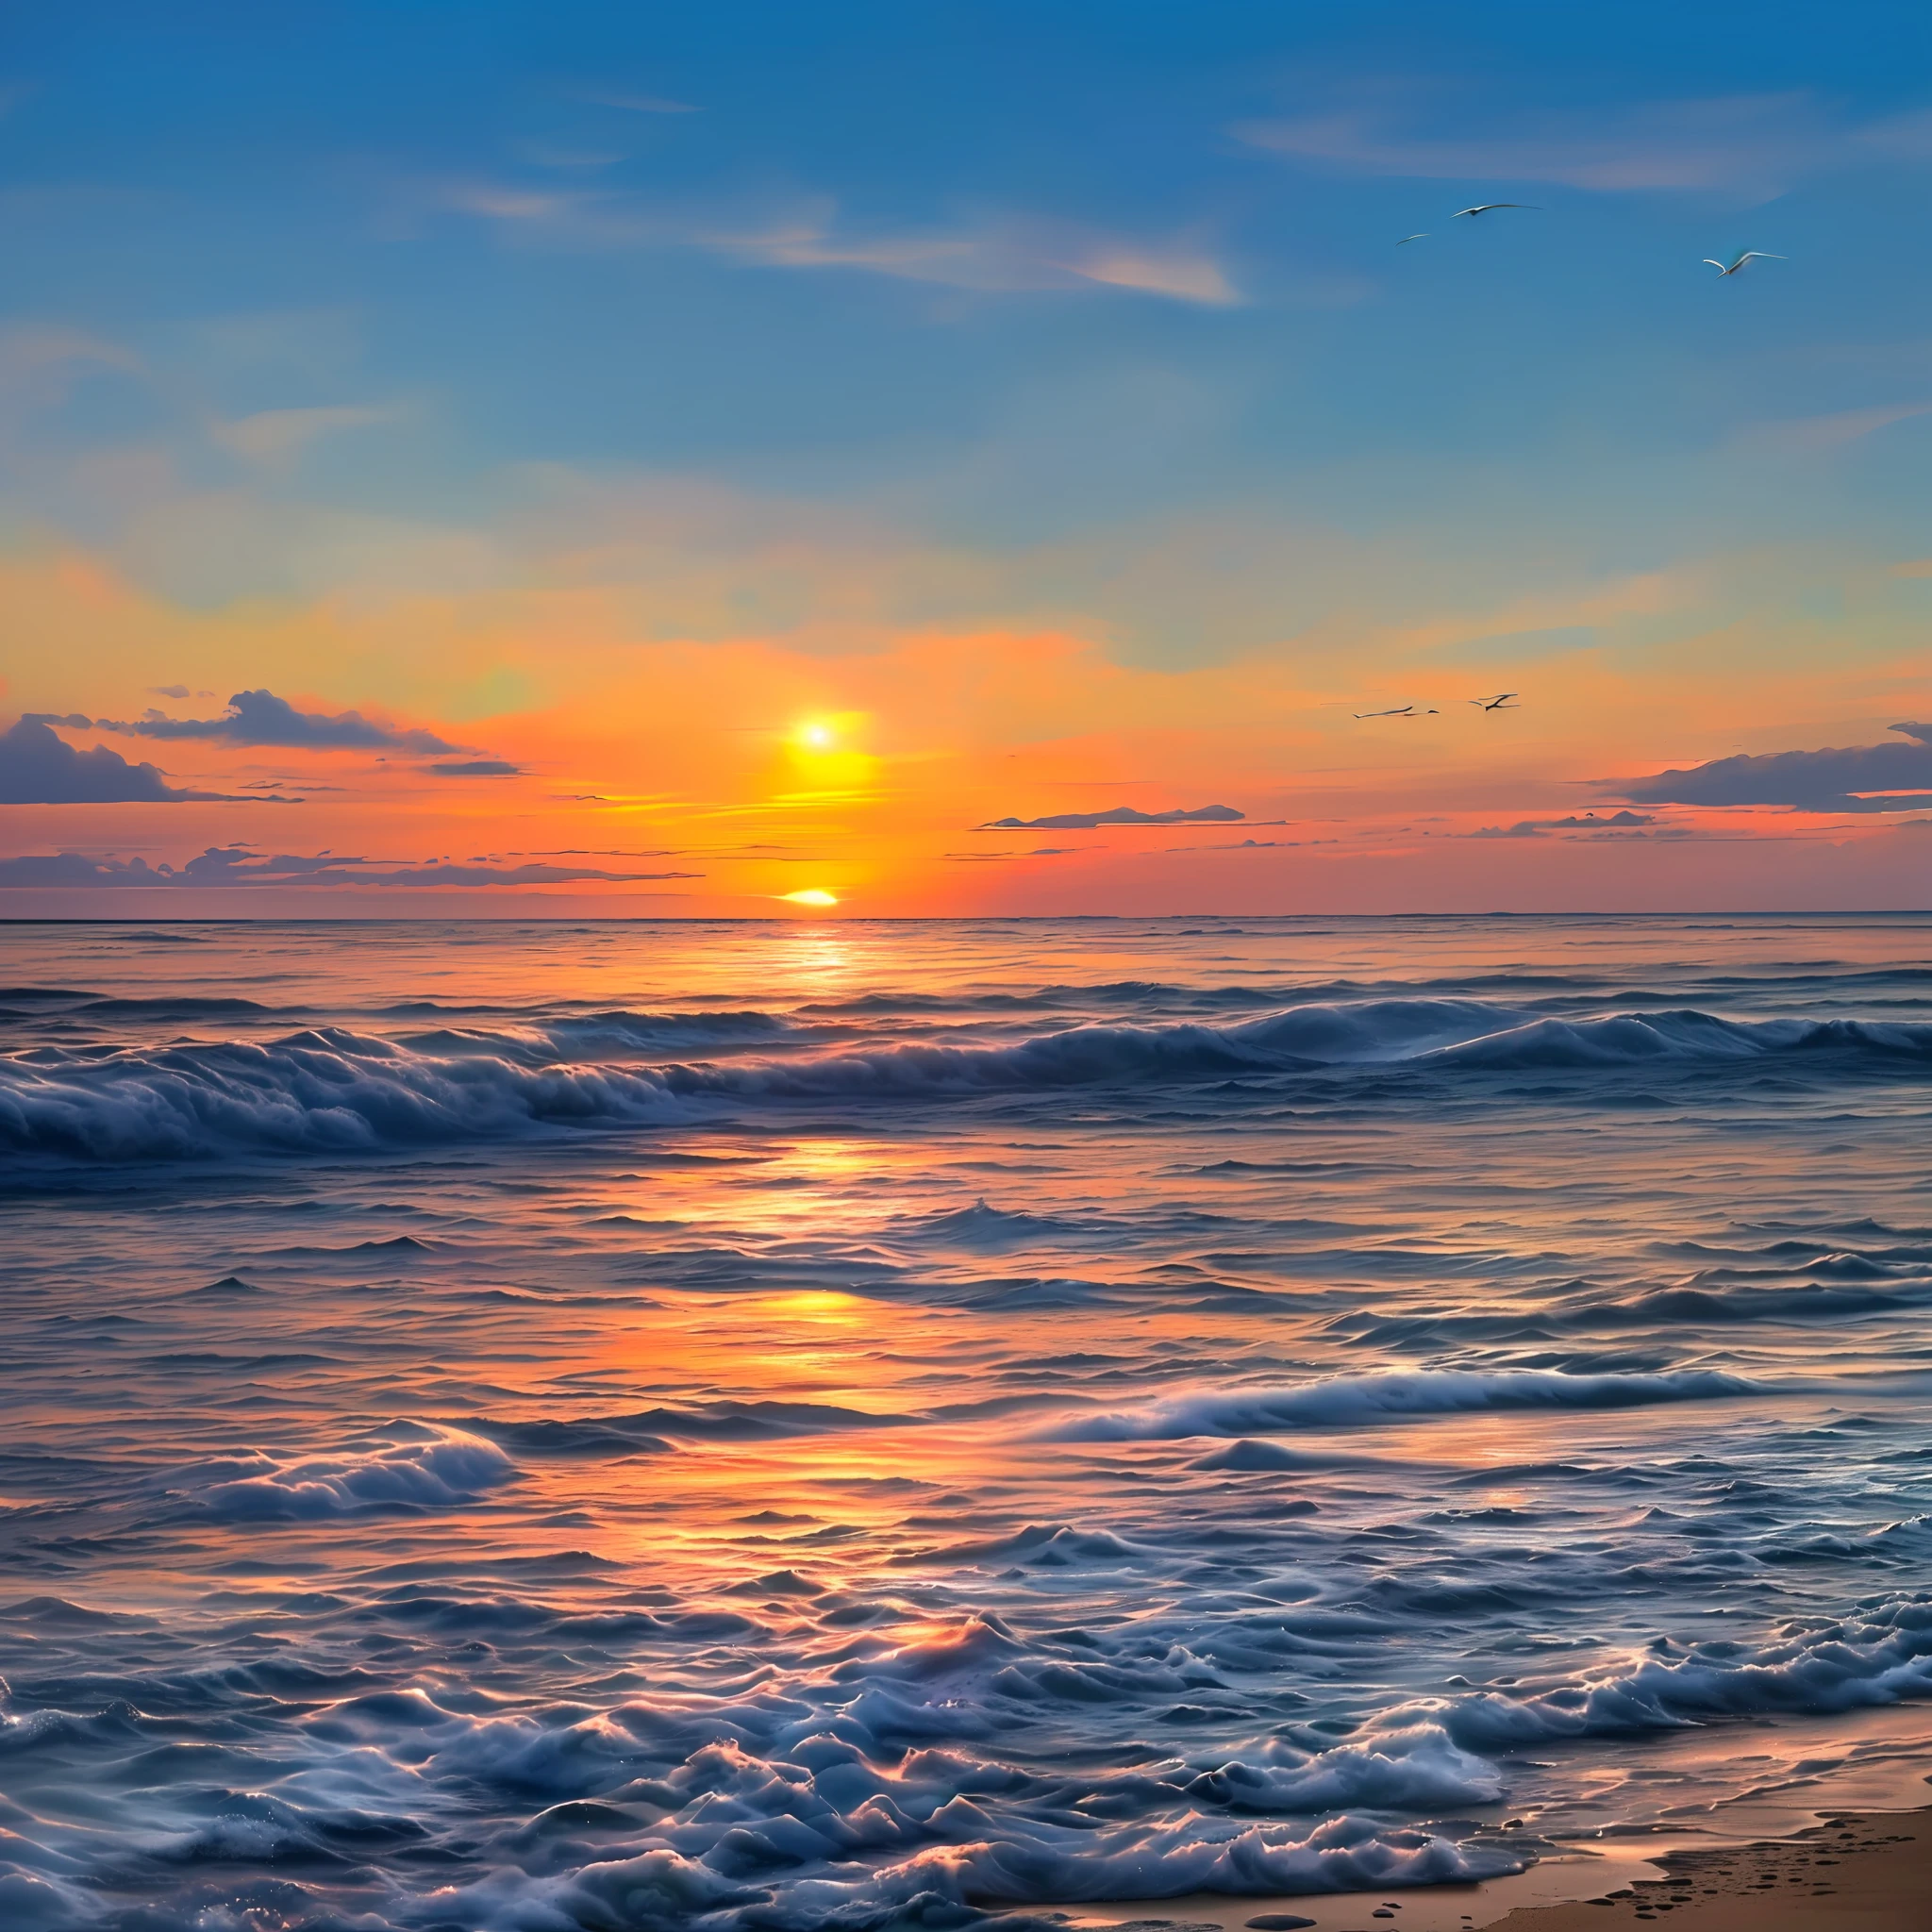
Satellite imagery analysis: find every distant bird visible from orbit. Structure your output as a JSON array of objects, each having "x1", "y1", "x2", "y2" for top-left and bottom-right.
[
  {"x1": 1397, "y1": 233, "x2": 1429, "y2": 245},
  {"x1": 1452, "y1": 204, "x2": 1539, "y2": 218},
  {"x1": 1355, "y1": 705, "x2": 1439, "y2": 718},
  {"x1": 1469, "y1": 693, "x2": 1520, "y2": 711},
  {"x1": 1703, "y1": 250, "x2": 1786, "y2": 276}
]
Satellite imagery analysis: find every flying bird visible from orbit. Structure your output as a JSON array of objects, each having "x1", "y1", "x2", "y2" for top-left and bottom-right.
[
  {"x1": 1453, "y1": 204, "x2": 1539, "y2": 218},
  {"x1": 1355, "y1": 705, "x2": 1439, "y2": 718},
  {"x1": 1397, "y1": 233, "x2": 1429, "y2": 245},
  {"x1": 1469, "y1": 693, "x2": 1520, "y2": 711},
  {"x1": 1703, "y1": 250, "x2": 1785, "y2": 276}
]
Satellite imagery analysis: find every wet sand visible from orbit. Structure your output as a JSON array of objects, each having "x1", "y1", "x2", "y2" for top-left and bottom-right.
[
  {"x1": 1074, "y1": 1807, "x2": 1932, "y2": 1932},
  {"x1": 1494, "y1": 1807, "x2": 1931, "y2": 1932}
]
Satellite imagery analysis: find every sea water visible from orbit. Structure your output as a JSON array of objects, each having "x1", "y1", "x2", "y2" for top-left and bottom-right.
[{"x1": 3, "y1": 913, "x2": 1932, "y2": 1931}]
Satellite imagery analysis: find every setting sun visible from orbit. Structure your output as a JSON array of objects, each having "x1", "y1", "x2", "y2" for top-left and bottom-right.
[{"x1": 7, "y1": 11, "x2": 1932, "y2": 1932}]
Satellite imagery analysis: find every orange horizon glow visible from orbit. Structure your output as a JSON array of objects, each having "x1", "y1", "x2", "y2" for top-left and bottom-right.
[{"x1": 1, "y1": 543, "x2": 1928, "y2": 916}]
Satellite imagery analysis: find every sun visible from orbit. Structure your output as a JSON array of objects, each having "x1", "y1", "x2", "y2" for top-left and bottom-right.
[
  {"x1": 778, "y1": 889, "x2": 839, "y2": 908},
  {"x1": 796, "y1": 721, "x2": 834, "y2": 749}
]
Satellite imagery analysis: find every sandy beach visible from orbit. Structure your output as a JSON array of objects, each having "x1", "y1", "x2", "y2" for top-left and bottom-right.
[
  {"x1": 1075, "y1": 1807, "x2": 1932, "y2": 1932},
  {"x1": 1496, "y1": 1807, "x2": 1931, "y2": 1932}
]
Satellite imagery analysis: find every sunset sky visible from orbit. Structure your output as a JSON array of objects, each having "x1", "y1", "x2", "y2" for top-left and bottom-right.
[{"x1": 2, "y1": 0, "x2": 1930, "y2": 914}]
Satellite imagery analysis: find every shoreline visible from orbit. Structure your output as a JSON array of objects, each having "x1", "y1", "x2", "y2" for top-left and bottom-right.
[
  {"x1": 1496, "y1": 1806, "x2": 1931, "y2": 1931},
  {"x1": 1068, "y1": 1803, "x2": 1932, "y2": 1932}
]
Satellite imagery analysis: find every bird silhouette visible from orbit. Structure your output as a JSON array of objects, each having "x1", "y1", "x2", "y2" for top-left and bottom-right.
[
  {"x1": 1703, "y1": 251, "x2": 1785, "y2": 277},
  {"x1": 1453, "y1": 204, "x2": 1539, "y2": 218},
  {"x1": 1468, "y1": 693, "x2": 1520, "y2": 711}
]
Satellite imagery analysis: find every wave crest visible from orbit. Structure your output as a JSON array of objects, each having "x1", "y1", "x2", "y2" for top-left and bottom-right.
[
  {"x1": 167, "y1": 1422, "x2": 516, "y2": 1520},
  {"x1": 1048, "y1": 1368, "x2": 1757, "y2": 1441},
  {"x1": 7, "y1": 996, "x2": 1931, "y2": 1162}
]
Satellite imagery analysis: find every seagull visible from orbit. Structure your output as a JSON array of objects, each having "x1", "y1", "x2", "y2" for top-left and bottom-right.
[
  {"x1": 1397, "y1": 233, "x2": 1429, "y2": 245},
  {"x1": 1355, "y1": 705, "x2": 1439, "y2": 718},
  {"x1": 1452, "y1": 203, "x2": 1540, "y2": 218},
  {"x1": 1468, "y1": 692, "x2": 1520, "y2": 711},
  {"x1": 1703, "y1": 250, "x2": 1785, "y2": 276}
]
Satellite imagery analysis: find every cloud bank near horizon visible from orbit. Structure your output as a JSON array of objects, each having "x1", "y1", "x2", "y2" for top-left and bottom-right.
[
  {"x1": 1621, "y1": 724, "x2": 1932, "y2": 813},
  {"x1": 0, "y1": 718, "x2": 267, "y2": 806},
  {"x1": 981, "y1": 805, "x2": 1244, "y2": 830},
  {"x1": 0, "y1": 846, "x2": 701, "y2": 889},
  {"x1": 98, "y1": 690, "x2": 462, "y2": 755}
]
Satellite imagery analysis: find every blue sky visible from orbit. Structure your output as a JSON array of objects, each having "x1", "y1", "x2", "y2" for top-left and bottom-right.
[
  {"x1": 10, "y1": 2, "x2": 1930, "y2": 558},
  {"x1": 0, "y1": 1, "x2": 1929, "y2": 911}
]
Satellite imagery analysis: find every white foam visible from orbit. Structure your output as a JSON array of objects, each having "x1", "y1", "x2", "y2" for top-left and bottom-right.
[
  {"x1": 1048, "y1": 1368, "x2": 1756, "y2": 1441},
  {"x1": 8, "y1": 997, "x2": 1932, "y2": 1162},
  {"x1": 168, "y1": 1423, "x2": 517, "y2": 1520}
]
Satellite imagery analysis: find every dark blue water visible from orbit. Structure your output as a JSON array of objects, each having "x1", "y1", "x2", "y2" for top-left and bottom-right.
[{"x1": 4, "y1": 915, "x2": 1932, "y2": 1930}]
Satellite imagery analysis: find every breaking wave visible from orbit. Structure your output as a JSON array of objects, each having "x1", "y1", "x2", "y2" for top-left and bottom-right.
[
  {"x1": 1049, "y1": 1368, "x2": 1757, "y2": 1441},
  {"x1": 7, "y1": 997, "x2": 1932, "y2": 1162},
  {"x1": 11, "y1": 920, "x2": 1932, "y2": 1929},
  {"x1": 11, "y1": 1593, "x2": 1932, "y2": 1929},
  {"x1": 163, "y1": 1422, "x2": 517, "y2": 1520}
]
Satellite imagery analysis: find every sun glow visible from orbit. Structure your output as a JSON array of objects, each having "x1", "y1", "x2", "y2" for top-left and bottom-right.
[
  {"x1": 796, "y1": 720, "x2": 835, "y2": 749},
  {"x1": 779, "y1": 889, "x2": 839, "y2": 907}
]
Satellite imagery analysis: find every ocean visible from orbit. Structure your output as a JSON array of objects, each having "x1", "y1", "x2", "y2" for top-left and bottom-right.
[{"x1": 4, "y1": 913, "x2": 1932, "y2": 1931}]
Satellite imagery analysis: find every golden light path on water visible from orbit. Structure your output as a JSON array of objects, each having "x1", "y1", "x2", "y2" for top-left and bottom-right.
[{"x1": 2, "y1": 914, "x2": 1932, "y2": 1931}]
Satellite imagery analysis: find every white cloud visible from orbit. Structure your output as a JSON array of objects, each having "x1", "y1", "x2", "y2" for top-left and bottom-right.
[
  {"x1": 439, "y1": 182, "x2": 576, "y2": 223},
  {"x1": 1052, "y1": 243, "x2": 1237, "y2": 306},
  {"x1": 210, "y1": 402, "x2": 405, "y2": 465},
  {"x1": 0, "y1": 325, "x2": 141, "y2": 408},
  {"x1": 708, "y1": 207, "x2": 1239, "y2": 304},
  {"x1": 514, "y1": 140, "x2": 628, "y2": 171},
  {"x1": 1239, "y1": 91, "x2": 1932, "y2": 197},
  {"x1": 431, "y1": 176, "x2": 1241, "y2": 305},
  {"x1": 1732, "y1": 401, "x2": 1932, "y2": 458}
]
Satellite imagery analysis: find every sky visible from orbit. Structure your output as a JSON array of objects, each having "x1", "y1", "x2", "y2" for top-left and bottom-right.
[{"x1": 1, "y1": 0, "x2": 1930, "y2": 915}]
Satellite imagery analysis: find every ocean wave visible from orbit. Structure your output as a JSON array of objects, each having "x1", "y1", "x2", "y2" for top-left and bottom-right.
[
  {"x1": 1423, "y1": 1008, "x2": 1932, "y2": 1068},
  {"x1": 162, "y1": 1422, "x2": 517, "y2": 1520},
  {"x1": 1408, "y1": 1595, "x2": 1932, "y2": 1747},
  {"x1": 12, "y1": 1586, "x2": 1932, "y2": 1929},
  {"x1": 465, "y1": 1399, "x2": 899, "y2": 1453},
  {"x1": 399, "y1": 1008, "x2": 806, "y2": 1062},
  {"x1": 6, "y1": 996, "x2": 1932, "y2": 1163},
  {"x1": 474, "y1": 1808, "x2": 1516, "y2": 1931},
  {"x1": 1048, "y1": 1368, "x2": 1757, "y2": 1441},
  {"x1": 0, "y1": 1029, "x2": 695, "y2": 1158}
]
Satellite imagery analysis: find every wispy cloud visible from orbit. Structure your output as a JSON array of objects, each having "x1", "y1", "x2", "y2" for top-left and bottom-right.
[
  {"x1": 981, "y1": 804, "x2": 1243, "y2": 829},
  {"x1": 0, "y1": 325, "x2": 141, "y2": 411},
  {"x1": 1239, "y1": 92, "x2": 1932, "y2": 196},
  {"x1": 514, "y1": 140, "x2": 629, "y2": 172},
  {"x1": 209, "y1": 403, "x2": 404, "y2": 466},
  {"x1": 433, "y1": 179, "x2": 1241, "y2": 304},
  {"x1": 944, "y1": 845, "x2": 1091, "y2": 861},
  {"x1": 1733, "y1": 402, "x2": 1932, "y2": 458},
  {"x1": 707, "y1": 208, "x2": 1241, "y2": 304},
  {"x1": 1472, "y1": 810, "x2": 1661, "y2": 839},
  {"x1": 438, "y1": 183, "x2": 577, "y2": 224}
]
